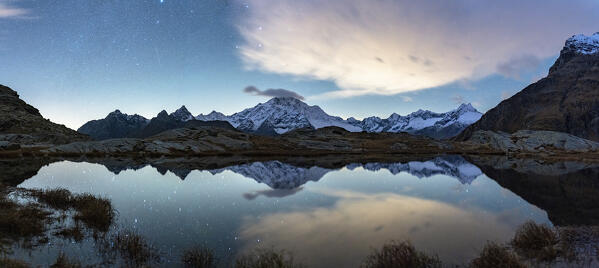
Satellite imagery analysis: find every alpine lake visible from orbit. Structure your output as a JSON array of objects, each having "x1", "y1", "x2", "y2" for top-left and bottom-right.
[{"x1": 1, "y1": 155, "x2": 598, "y2": 267}]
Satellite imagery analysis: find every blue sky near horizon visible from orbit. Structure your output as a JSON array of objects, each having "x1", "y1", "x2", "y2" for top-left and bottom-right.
[{"x1": 0, "y1": 0, "x2": 598, "y2": 129}]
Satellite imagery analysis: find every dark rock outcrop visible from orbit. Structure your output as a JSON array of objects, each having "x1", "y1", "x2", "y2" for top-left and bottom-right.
[
  {"x1": 457, "y1": 33, "x2": 599, "y2": 142},
  {"x1": 469, "y1": 156, "x2": 599, "y2": 226},
  {"x1": 0, "y1": 84, "x2": 89, "y2": 145},
  {"x1": 78, "y1": 110, "x2": 149, "y2": 140},
  {"x1": 79, "y1": 106, "x2": 235, "y2": 140}
]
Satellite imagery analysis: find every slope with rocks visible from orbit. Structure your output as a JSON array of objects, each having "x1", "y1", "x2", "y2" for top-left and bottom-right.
[
  {"x1": 457, "y1": 32, "x2": 599, "y2": 142},
  {"x1": 0, "y1": 84, "x2": 89, "y2": 146}
]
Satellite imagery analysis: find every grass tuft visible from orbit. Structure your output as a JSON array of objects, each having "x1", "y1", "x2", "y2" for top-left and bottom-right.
[
  {"x1": 235, "y1": 248, "x2": 304, "y2": 268},
  {"x1": 0, "y1": 258, "x2": 30, "y2": 268},
  {"x1": 30, "y1": 188, "x2": 114, "y2": 232},
  {"x1": 182, "y1": 246, "x2": 216, "y2": 268},
  {"x1": 0, "y1": 194, "x2": 50, "y2": 239},
  {"x1": 50, "y1": 252, "x2": 81, "y2": 268},
  {"x1": 30, "y1": 189, "x2": 73, "y2": 210},
  {"x1": 470, "y1": 242, "x2": 527, "y2": 268},
  {"x1": 361, "y1": 240, "x2": 441, "y2": 268},
  {"x1": 72, "y1": 194, "x2": 114, "y2": 232},
  {"x1": 55, "y1": 224, "x2": 84, "y2": 242},
  {"x1": 100, "y1": 230, "x2": 159, "y2": 266},
  {"x1": 511, "y1": 221, "x2": 559, "y2": 261}
]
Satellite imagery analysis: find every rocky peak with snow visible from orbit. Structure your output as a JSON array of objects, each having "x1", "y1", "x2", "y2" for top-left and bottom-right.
[
  {"x1": 195, "y1": 110, "x2": 228, "y2": 121},
  {"x1": 347, "y1": 103, "x2": 482, "y2": 139},
  {"x1": 458, "y1": 33, "x2": 599, "y2": 142},
  {"x1": 224, "y1": 97, "x2": 361, "y2": 134},
  {"x1": 565, "y1": 32, "x2": 599, "y2": 55},
  {"x1": 170, "y1": 105, "x2": 193, "y2": 122}
]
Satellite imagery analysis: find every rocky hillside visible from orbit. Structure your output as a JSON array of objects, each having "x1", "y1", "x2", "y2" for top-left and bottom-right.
[
  {"x1": 457, "y1": 33, "x2": 599, "y2": 141},
  {"x1": 0, "y1": 84, "x2": 89, "y2": 145}
]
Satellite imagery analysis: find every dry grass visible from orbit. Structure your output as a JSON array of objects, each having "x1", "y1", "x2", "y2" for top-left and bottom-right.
[
  {"x1": 30, "y1": 188, "x2": 114, "y2": 232},
  {"x1": 30, "y1": 188, "x2": 72, "y2": 210},
  {"x1": 99, "y1": 230, "x2": 159, "y2": 266},
  {"x1": 0, "y1": 258, "x2": 30, "y2": 268},
  {"x1": 50, "y1": 252, "x2": 81, "y2": 268},
  {"x1": 470, "y1": 242, "x2": 527, "y2": 268},
  {"x1": 71, "y1": 194, "x2": 114, "y2": 232},
  {"x1": 511, "y1": 221, "x2": 559, "y2": 261},
  {"x1": 235, "y1": 248, "x2": 304, "y2": 268},
  {"x1": 361, "y1": 240, "x2": 441, "y2": 268},
  {"x1": 182, "y1": 246, "x2": 215, "y2": 268},
  {"x1": 54, "y1": 224, "x2": 84, "y2": 242},
  {"x1": 0, "y1": 192, "x2": 51, "y2": 239}
]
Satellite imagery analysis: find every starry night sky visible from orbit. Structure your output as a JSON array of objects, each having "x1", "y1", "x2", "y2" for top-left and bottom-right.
[{"x1": 1, "y1": 0, "x2": 598, "y2": 129}]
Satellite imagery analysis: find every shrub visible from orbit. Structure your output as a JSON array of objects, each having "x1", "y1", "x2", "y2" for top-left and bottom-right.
[
  {"x1": 511, "y1": 221, "x2": 559, "y2": 261},
  {"x1": 235, "y1": 248, "x2": 304, "y2": 268},
  {"x1": 470, "y1": 242, "x2": 527, "y2": 268},
  {"x1": 182, "y1": 246, "x2": 216, "y2": 268},
  {"x1": 361, "y1": 240, "x2": 441, "y2": 268},
  {"x1": 107, "y1": 231, "x2": 159, "y2": 266}
]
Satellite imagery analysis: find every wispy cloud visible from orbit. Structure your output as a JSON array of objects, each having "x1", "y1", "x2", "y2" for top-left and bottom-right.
[
  {"x1": 0, "y1": 1, "x2": 29, "y2": 18},
  {"x1": 452, "y1": 95, "x2": 465, "y2": 105},
  {"x1": 496, "y1": 55, "x2": 542, "y2": 80},
  {"x1": 243, "y1": 85, "x2": 305, "y2": 100},
  {"x1": 237, "y1": 0, "x2": 599, "y2": 98}
]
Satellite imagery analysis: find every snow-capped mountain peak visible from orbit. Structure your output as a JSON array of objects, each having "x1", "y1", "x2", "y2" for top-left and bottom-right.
[
  {"x1": 346, "y1": 103, "x2": 482, "y2": 139},
  {"x1": 170, "y1": 105, "x2": 193, "y2": 121},
  {"x1": 224, "y1": 97, "x2": 361, "y2": 134},
  {"x1": 565, "y1": 33, "x2": 599, "y2": 55}
]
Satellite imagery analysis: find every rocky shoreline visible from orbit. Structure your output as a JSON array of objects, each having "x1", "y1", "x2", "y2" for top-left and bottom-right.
[{"x1": 1, "y1": 125, "x2": 599, "y2": 162}]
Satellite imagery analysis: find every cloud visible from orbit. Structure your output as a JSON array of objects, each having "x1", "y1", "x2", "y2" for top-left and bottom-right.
[
  {"x1": 238, "y1": 190, "x2": 532, "y2": 267},
  {"x1": 243, "y1": 85, "x2": 305, "y2": 100},
  {"x1": 501, "y1": 91, "x2": 515, "y2": 100},
  {"x1": 452, "y1": 95, "x2": 465, "y2": 105},
  {"x1": 0, "y1": 1, "x2": 29, "y2": 18},
  {"x1": 237, "y1": 0, "x2": 599, "y2": 98},
  {"x1": 496, "y1": 55, "x2": 542, "y2": 80},
  {"x1": 401, "y1": 96, "x2": 413, "y2": 102}
]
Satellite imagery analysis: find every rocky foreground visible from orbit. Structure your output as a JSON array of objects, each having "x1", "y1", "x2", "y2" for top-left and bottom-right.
[{"x1": 0, "y1": 124, "x2": 596, "y2": 162}]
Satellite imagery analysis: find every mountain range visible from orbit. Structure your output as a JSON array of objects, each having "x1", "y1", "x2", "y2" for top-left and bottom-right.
[
  {"x1": 78, "y1": 106, "x2": 236, "y2": 140},
  {"x1": 458, "y1": 32, "x2": 599, "y2": 142},
  {"x1": 92, "y1": 156, "x2": 483, "y2": 187},
  {"x1": 78, "y1": 97, "x2": 481, "y2": 140}
]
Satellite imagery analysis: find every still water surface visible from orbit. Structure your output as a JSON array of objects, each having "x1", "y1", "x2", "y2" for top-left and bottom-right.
[{"x1": 11, "y1": 156, "x2": 568, "y2": 267}]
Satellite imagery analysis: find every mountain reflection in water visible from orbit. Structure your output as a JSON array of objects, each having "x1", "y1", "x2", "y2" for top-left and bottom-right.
[{"x1": 2, "y1": 155, "x2": 598, "y2": 267}]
